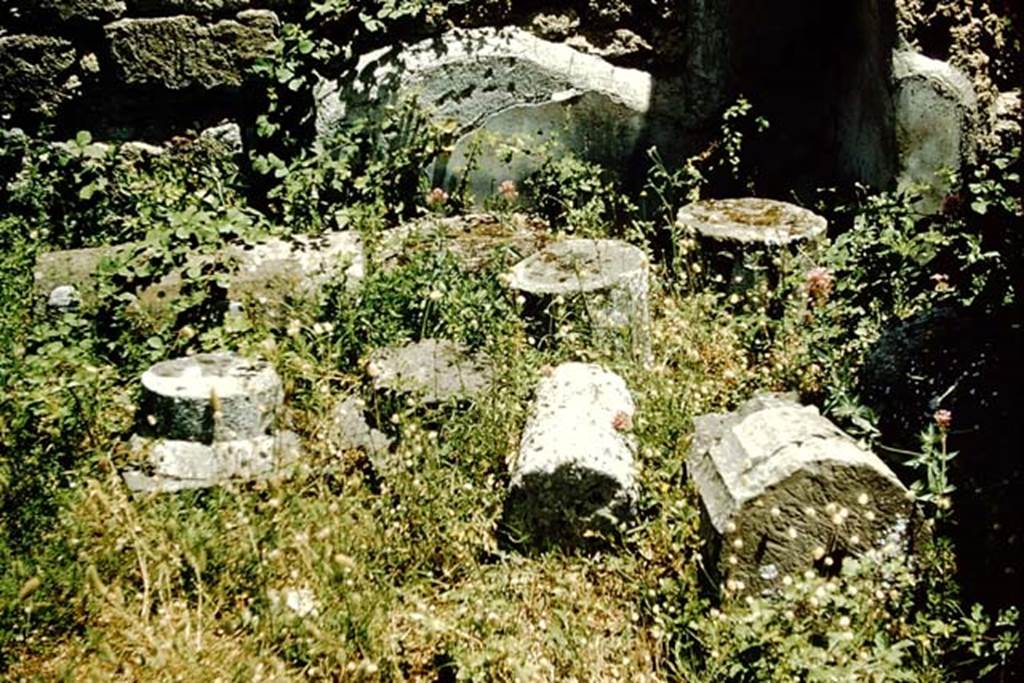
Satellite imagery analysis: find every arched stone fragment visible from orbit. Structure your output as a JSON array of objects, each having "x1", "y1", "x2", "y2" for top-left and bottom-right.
[
  {"x1": 316, "y1": 27, "x2": 670, "y2": 200},
  {"x1": 675, "y1": 197, "x2": 826, "y2": 293},
  {"x1": 504, "y1": 362, "x2": 638, "y2": 548},
  {"x1": 507, "y1": 239, "x2": 650, "y2": 360},
  {"x1": 139, "y1": 352, "x2": 283, "y2": 443},
  {"x1": 689, "y1": 394, "x2": 915, "y2": 596}
]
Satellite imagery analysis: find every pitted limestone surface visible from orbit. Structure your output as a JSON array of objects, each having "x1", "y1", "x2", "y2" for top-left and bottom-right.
[
  {"x1": 675, "y1": 198, "x2": 827, "y2": 247},
  {"x1": 505, "y1": 362, "x2": 638, "y2": 547},
  {"x1": 367, "y1": 339, "x2": 492, "y2": 404},
  {"x1": 690, "y1": 394, "x2": 913, "y2": 595},
  {"x1": 140, "y1": 352, "x2": 283, "y2": 443}
]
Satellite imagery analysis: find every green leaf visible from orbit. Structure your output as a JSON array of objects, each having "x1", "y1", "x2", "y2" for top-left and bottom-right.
[{"x1": 75, "y1": 130, "x2": 92, "y2": 146}]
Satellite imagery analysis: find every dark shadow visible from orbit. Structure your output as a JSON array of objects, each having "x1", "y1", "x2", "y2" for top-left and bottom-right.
[
  {"x1": 499, "y1": 463, "x2": 631, "y2": 554},
  {"x1": 859, "y1": 304, "x2": 1024, "y2": 619}
]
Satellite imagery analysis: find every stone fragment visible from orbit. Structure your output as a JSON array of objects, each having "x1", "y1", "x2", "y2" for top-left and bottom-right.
[
  {"x1": 0, "y1": 35, "x2": 77, "y2": 121},
  {"x1": 230, "y1": 231, "x2": 365, "y2": 300},
  {"x1": 124, "y1": 352, "x2": 299, "y2": 493},
  {"x1": 992, "y1": 90, "x2": 1021, "y2": 148},
  {"x1": 316, "y1": 27, "x2": 677, "y2": 200},
  {"x1": 367, "y1": 339, "x2": 492, "y2": 405},
  {"x1": 127, "y1": 0, "x2": 296, "y2": 14},
  {"x1": 19, "y1": 0, "x2": 126, "y2": 20},
  {"x1": 675, "y1": 198, "x2": 827, "y2": 293},
  {"x1": 139, "y1": 352, "x2": 283, "y2": 443},
  {"x1": 893, "y1": 50, "x2": 978, "y2": 214},
  {"x1": 689, "y1": 394, "x2": 914, "y2": 596},
  {"x1": 47, "y1": 285, "x2": 81, "y2": 311},
  {"x1": 377, "y1": 213, "x2": 550, "y2": 273},
  {"x1": 329, "y1": 395, "x2": 392, "y2": 460},
  {"x1": 200, "y1": 120, "x2": 243, "y2": 155},
  {"x1": 104, "y1": 11, "x2": 278, "y2": 90},
  {"x1": 34, "y1": 231, "x2": 364, "y2": 310},
  {"x1": 504, "y1": 362, "x2": 638, "y2": 548},
  {"x1": 507, "y1": 239, "x2": 650, "y2": 359}
]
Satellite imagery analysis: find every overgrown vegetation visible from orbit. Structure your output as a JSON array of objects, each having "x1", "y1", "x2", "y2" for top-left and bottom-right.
[{"x1": 1, "y1": 2, "x2": 1021, "y2": 680}]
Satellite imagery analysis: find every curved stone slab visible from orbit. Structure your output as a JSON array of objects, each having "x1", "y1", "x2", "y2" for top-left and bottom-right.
[
  {"x1": 504, "y1": 362, "x2": 638, "y2": 548},
  {"x1": 316, "y1": 27, "x2": 662, "y2": 200},
  {"x1": 689, "y1": 394, "x2": 914, "y2": 596},
  {"x1": 893, "y1": 50, "x2": 978, "y2": 215},
  {"x1": 140, "y1": 352, "x2": 283, "y2": 442}
]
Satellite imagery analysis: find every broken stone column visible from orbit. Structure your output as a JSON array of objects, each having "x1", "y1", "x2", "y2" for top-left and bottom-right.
[
  {"x1": 676, "y1": 197, "x2": 827, "y2": 294},
  {"x1": 689, "y1": 394, "x2": 914, "y2": 596},
  {"x1": 507, "y1": 238, "x2": 650, "y2": 360},
  {"x1": 504, "y1": 362, "x2": 638, "y2": 549},
  {"x1": 893, "y1": 50, "x2": 978, "y2": 215},
  {"x1": 123, "y1": 352, "x2": 299, "y2": 493},
  {"x1": 366, "y1": 338, "x2": 493, "y2": 405}
]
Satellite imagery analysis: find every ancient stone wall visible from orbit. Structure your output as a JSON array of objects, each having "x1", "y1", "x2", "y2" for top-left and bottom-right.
[{"x1": 1, "y1": 0, "x2": 293, "y2": 139}]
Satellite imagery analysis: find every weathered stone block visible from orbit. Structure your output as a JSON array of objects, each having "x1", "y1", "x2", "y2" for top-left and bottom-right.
[
  {"x1": 104, "y1": 11, "x2": 278, "y2": 90},
  {"x1": 675, "y1": 198, "x2": 827, "y2": 293},
  {"x1": 0, "y1": 35, "x2": 77, "y2": 120},
  {"x1": 504, "y1": 362, "x2": 638, "y2": 548},
  {"x1": 139, "y1": 352, "x2": 283, "y2": 443},
  {"x1": 10, "y1": 0, "x2": 125, "y2": 21},
  {"x1": 893, "y1": 50, "x2": 978, "y2": 214},
  {"x1": 507, "y1": 239, "x2": 650, "y2": 359},
  {"x1": 689, "y1": 394, "x2": 914, "y2": 596},
  {"x1": 123, "y1": 430, "x2": 299, "y2": 493},
  {"x1": 367, "y1": 339, "x2": 492, "y2": 405}
]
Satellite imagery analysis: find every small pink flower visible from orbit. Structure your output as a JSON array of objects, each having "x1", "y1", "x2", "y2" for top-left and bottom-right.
[
  {"x1": 612, "y1": 411, "x2": 633, "y2": 432},
  {"x1": 426, "y1": 187, "x2": 449, "y2": 208},
  {"x1": 933, "y1": 409, "x2": 952, "y2": 432},
  {"x1": 498, "y1": 179, "x2": 519, "y2": 202},
  {"x1": 805, "y1": 267, "x2": 834, "y2": 306}
]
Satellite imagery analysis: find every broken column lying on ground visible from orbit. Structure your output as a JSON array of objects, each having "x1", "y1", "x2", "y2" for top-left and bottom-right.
[
  {"x1": 504, "y1": 362, "x2": 638, "y2": 549},
  {"x1": 507, "y1": 238, "x2": 651, "y2": 360},
  {"x1": 689, "y1": 393, "x2": 915, "y2": 596},
  {"x1": 675, "y1": 197, "x2": 827, "y2": 294},
  {"x1": 123, "y1": 352, "x2": 300, "y2": 493},
  {"x1": 892, "y1": 50, "x2": 978, "y2": 215}
]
